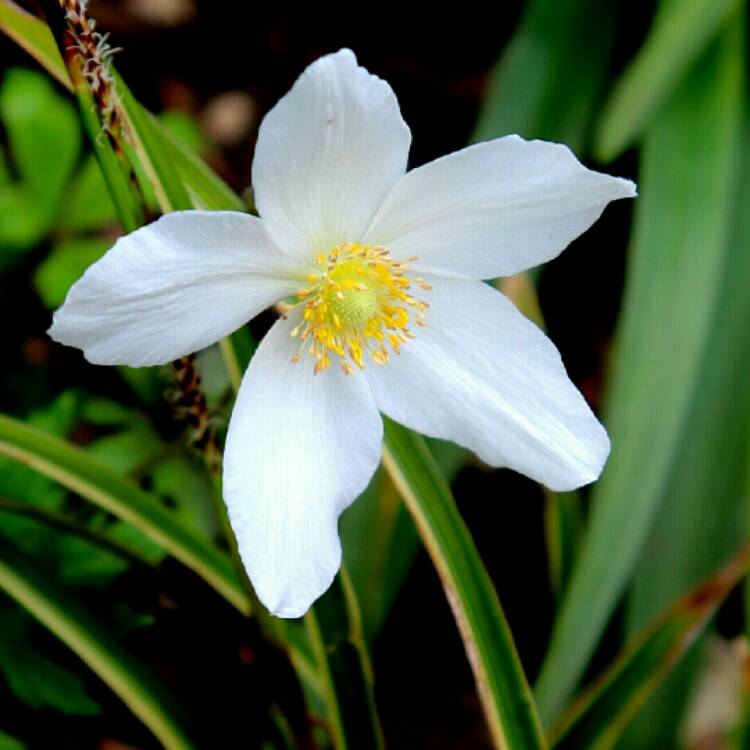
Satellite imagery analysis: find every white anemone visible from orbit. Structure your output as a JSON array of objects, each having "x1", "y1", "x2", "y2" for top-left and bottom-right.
[{"x1": 49, "y1": 49, "x2": 636, "y2": 618}]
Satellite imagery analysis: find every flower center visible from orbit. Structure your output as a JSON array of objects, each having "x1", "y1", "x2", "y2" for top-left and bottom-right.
[{"x1": 286, "y1": 242, "x2": 431, "y2": 374}]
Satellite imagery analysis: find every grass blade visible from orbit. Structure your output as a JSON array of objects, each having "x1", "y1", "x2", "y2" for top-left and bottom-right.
[
  {"x1": 544, "y1": 491, "x2": 583, "y2": 601},
  {"x1": 0, "y1": 537, "x2": 195, "y2": 750},
  {"x1": 0, "y1": 496, "x2": 155, "y2": 569},
  {"x1": 0, "y1": 0, "x2": 67, "y2": 88},
  {"x1": 550, "y1": 543, "x2": 750, "y2": 750},
  {"x1": 535, "y1": 19, "x2": 745, "y2": 725},
  {"x1": 595, "y1": 0, "x2": 741, "y2": 161},
  {"x1": 382, "y1": 418, "x2": 545, "y2": 750},
  {"x1": 473, "y1": 0, "x2": 621, "y2": 154},
  {"x1": 113, "y1": 72, "x2": 192, "y2": 212},
  {"x1": 305, "y1": 572, "x2": 384, "y2": 749},
  {"x1": 151, "y1": 112, "x2": 247, "y2": 212},
  {"x1": 0, "y1": 413, "x2": 250, "y2": 614}
]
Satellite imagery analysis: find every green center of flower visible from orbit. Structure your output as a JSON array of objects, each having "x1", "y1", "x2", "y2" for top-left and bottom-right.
[
  {"x1": 284, "y1": 242, "x2": 432, "y2": 374},
  {"x1": 327, "y1": 263, "x2": 379, "y2": 324}
]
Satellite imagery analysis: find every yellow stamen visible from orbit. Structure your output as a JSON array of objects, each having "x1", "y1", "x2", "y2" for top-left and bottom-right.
[{"x1": 286, "y1": 242, "x2": 430, "y2": 373}]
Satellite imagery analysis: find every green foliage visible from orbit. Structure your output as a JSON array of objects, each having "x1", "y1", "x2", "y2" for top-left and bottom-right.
[
  {"x1": 0, "y1": 68, "x2": 78, "y2": 259},
  {"x1": 536, "y1": 17, "x2": 746, "y2": 726},
  {"x1": 0, "y1": 729, "x2": 24, "y2": 750},
  {"x1": 0, "y1": 606, "x2": 100, "y2": 716},
  {"x1": 473, "y1": 0, "x2": 621, "y2": 154},
  {"x1": 33, "y1": 237, "x2": 109, "y2": 308},
  {"x1": 0, "y1": 68, "x2": 80, "y2": 226}
]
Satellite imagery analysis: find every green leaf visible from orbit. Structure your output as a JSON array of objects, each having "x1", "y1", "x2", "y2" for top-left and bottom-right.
[
  {"x1": 0, "y1": 186, "x2": 48, "y2": 256},
  {"x1": 85, "y1": 423, "x2": 163, "y2": 475},
  {"x1": 0, "y1": 412, "x2": 250, "y2": 615},
  {"x1": 154, "y1": 113, "x2": 247, "y2": 212},
  {"x1": 382, "y1": 419, "x2": 545, "y2": 750},
  {"x1": 33, "y1": 237, "x2": 109, "y2": 309},
  {"x1": 544, "y1": 491, "x2": 583, "y2": 600},
  {"x1": 595, "y1": 0, "x2": 741, "y2": 161},
  {"x1": 535, "y1": 20, "x2": 745, "y2": 726},
  {"x1": 150, "y1": 454, "x2": 219, "y2": 541},
  {"x1": 0, "y1": 0, "x2": 68, "y2": 89},
  {"x1": 0, "y1": 67, "x2": 80, "y2": 217},
  {"x1": 0, "y1": 728, "x2": 24, "y2": 750},
  {"x1": 58, "y1": 155, "x2": 118, "y2": 232},
  {"x1": 0, "y1": 538, "x2": 196, "y2": 750},
  {"x1": 305, "y1": 573, "x2": 384, "y2": 749},
  {"x1": 550, "y1": 543, "x2": 750, "y2": 750},
  {"x1": 0, "y1": 606, "x2": 100, "y2": 715},
  {"x1": 472, "y1": 0, "x2": 621, "y2": 154},
  {"x1": 159, "y1": 109, "x2": 206, "y2": 153},
  {"x1": 114, "y1": 73, "x2": 192, "y2": 213}
]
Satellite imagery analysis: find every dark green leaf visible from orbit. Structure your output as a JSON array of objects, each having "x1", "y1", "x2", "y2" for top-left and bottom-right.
[
  {"x1": 58, "y1": 155, "x2": 118, "y2": 232},
  {"x1": 0, "y1": 606, "x2": 100, "y2": 715},
  {"x1": 0, "y1": 728, "x2": 24, "y2": 750},
  {"x1": 33, "y1": 237, "x2": 109, "y2": 309},
  {"x1": 473, "y1": 0, "x2": 621, "y2": 154},
  {"x1": 0, "y1": 67, "x2": 80, "y2": 218}
]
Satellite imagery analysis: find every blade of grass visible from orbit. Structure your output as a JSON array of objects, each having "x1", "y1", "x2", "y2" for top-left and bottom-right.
[
  {"x1": 113, "y1": 72, "x2": 192, "y2": 213},
  {"x1": 0, "y1": 413, "x2": 250, "y2": 614},
  {"x1": 0, "y1": 0, "x2": 67, "y2": 88},
  {"x1": 594, "y1": 0, "x2": 741, "y2": 161},
  {"x1": 0, "y1": 496, "x2": 155, "y2": 569},
  {"x1": 535, "y1": 20, "x2": 745, "y2": 725},
  {"x1": 550, "y1": 542, "x2": 750, "y2": 750},
  {"x1": 151, "y1": 112, "x2": 247, "y2": 212},
  {"x1": 544, "y1": 491, "x2": 583, "y2": 601},
  {"x1": 0, "y1": 537, "x2": 195, "y2": 750},
  {"x1": 382, "y1": 418, "x2": 545, "y2": 750},
  {"x1": 305, "y1": 572, "x2": 384, "y2": 750},
  {"x1": 472, "y1": 0, "x2": 622, "y2": 155}
]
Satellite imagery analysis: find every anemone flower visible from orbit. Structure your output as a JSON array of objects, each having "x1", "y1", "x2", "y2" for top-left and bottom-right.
[{"x1": 49, "y1": 49, "x2": 636, "y2": 617}]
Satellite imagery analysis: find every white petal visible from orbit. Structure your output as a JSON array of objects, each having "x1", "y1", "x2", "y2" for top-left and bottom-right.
[
  {"x1": 223, "y1": 316, "x2": 383, "y2": 618},
  {"x1": 252, "y1": 49, "x2": 411, "y2": 262},
  {"x1": 49, "y1": 211, "x2": 301, "y2": 366},
  {"x1": 363, "y1": 135, "x2": 636, "y2": 279},
  {"x1": 366, "y1": 276, "x2": 610, "y2": 491}
]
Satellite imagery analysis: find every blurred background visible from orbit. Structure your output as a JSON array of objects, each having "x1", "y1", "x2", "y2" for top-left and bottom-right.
[{"x1": 0, "y1": 0, "x2": 748, "y2": 748}]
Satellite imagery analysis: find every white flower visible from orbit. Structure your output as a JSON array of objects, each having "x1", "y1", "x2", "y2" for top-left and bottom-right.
[{"x1": 49, "y1": 49, "x2": 636, "y2": 618}]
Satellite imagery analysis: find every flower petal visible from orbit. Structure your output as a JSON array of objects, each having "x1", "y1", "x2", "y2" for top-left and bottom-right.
[
  {"x1": 363, "y1": 135, "x2": 636, "y2": 279},
  {"x1": 366, "y1": 276, "x2": 610, "y2": 491},
  {"x1": 223, "y1": 315, "x2": 383, "y2": 618},
  {"x1": 49, "y1": 211, "x2": 300, "y2": 366},
  {"x1": 252, "y1": 49, "x2": 411, "y2": 262}
]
